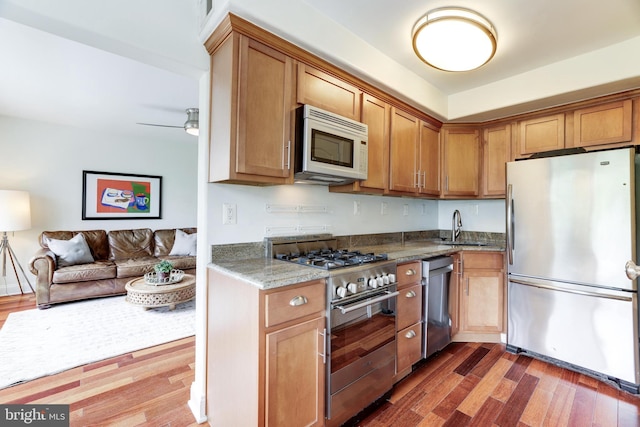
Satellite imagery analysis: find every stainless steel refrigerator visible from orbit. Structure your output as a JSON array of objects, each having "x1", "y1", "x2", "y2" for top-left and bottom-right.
[{"x1": 506, "y1": 147, "x2": 640, "y2": 393}]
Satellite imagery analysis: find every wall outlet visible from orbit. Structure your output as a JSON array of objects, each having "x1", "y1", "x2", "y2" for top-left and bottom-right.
[
  {"x1": 381, "y1": 202, "x2": 388, "y2": 215},
  {"x1": 222, "y1": 203, "x2": 236, "y2": 224},
  {"x1": 353, "y1": 201, "x2": 361, "y2": 215},
  {"x1": 403, "y1": 204, "x2": 409, "y2": 216}
]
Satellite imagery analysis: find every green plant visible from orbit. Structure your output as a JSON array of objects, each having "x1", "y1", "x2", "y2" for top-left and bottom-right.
[{"x1": 154, "y1": 260, "x2": 173, "y2": 273}]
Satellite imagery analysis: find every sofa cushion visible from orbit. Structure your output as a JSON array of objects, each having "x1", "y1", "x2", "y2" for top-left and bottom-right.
[
  {"x1": 108, "y1": 229, "x2": 154, "y2": 260},
  {"x1": 114, "y1": 256, "x2": 159, "y2": 278},
  {"x1": 41, "y1": 230, "x2": 110, "y2": 261},
  {"x1": 52, "y1": 260, "x2": 117, "y2": 284},
  {"x1": 169, "y1": 229, "x2": 197, "y2": 256},
  {"x1": 157, "y1": 255, "x2": 197, "y2": 271},
  {"x1": 45, "y1": 233, "x2": 95, "y2": 267},
  {"x1": 154, "y1": 228, "x2": 197, "y2": 256}
]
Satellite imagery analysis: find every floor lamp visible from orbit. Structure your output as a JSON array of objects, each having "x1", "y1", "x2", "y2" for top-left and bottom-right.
[{"x1": 0, "y1": 190, "x2": 34, "y2": 294}]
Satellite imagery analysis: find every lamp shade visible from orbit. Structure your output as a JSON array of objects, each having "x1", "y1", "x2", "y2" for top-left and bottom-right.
[
  {"x1": 412, "y1": 7, "x2": 497, "y2": 72},
  {"x1": 0, "y1": 190, "x2": 31, "y2": 232}
]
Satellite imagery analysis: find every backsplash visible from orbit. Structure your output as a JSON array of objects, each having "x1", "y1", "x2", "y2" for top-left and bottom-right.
[{"x1": 211, "y1": 230, "x2": 506, "y2": 261}]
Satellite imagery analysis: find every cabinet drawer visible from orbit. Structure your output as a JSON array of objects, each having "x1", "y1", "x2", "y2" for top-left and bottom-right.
[
  {"x1": 396, "y1": 322, "x2": 423, "y2": 373},
  {"x1": 397, "y1": 261, "x2": 422, "y2": 287},
  {"x1": 463, "y1": 252, "x2": 504, "y2": 270},
  {"x1": 396, "y1": 284, "x2": 422, "y2": 331},
  {"x1": 265, "y1": 280, "x2": 326, "y2": 328}
]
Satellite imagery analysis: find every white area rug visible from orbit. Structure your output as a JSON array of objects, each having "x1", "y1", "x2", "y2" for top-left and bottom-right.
[{"x1": 0, "y1": 295, "x2": 195, "y2": 389}]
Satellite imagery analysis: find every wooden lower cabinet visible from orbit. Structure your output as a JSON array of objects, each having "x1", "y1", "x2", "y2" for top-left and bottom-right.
[
  {"x1": 266, "y1": 316, "x2": 326, "y2": 426},
  {"x1": 207, "y1": 268, "x2": 325, "y2": 426},
  {"x1": 395, "y1": 261, "x2": 423, "y2": 381},
  {"x1": 396, "y1": 322, "x2": 423, "y2": 374},
  {"x1": 451, "y1": 251, "x2": 505, "y2": 343}
]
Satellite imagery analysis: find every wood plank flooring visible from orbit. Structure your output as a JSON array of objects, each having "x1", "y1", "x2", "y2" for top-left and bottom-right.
[
  {"x1": 0, "y1": 293, "x2": 199, "y2": 426},
  {"x1": 1, "y1": 293, "x2": 639, "y2": 426},
  {"x1": 358, "y1": 342, "x2": 640, "y2": 427}
]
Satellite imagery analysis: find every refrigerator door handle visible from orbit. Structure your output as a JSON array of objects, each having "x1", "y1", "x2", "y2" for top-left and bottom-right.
[
  {"x1": 506, "y1": 183, "x2": 514, "y2": 265},
  {"x1": 510, "y1": 278, "x2": 633, "y2": 302}
]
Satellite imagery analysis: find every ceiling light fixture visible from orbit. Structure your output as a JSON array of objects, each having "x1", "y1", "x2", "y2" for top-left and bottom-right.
[
  {"x1": 184, "y1": 108, "x2": 199, "y2": 136},
  {"x1": 411, "y1": 7, "x2": 497, "y2": 72}
]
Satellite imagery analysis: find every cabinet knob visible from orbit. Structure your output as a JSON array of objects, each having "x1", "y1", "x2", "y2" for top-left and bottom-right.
[
  {"x1": 289, "y1": 295, "x2": 308, "y2": 307},
  {"x1": 405, "y1": 330, "x2": 416, "y2": 339}
]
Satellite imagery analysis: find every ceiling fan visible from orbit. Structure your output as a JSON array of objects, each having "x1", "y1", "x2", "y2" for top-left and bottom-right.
[{"x1": 137, "y1": 108, "x2": 199, "y2": 136}]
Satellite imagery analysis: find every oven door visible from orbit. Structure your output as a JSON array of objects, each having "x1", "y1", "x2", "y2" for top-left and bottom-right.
[{"x1": 327, "y1": 286, "x2": 398, "y2": 425}]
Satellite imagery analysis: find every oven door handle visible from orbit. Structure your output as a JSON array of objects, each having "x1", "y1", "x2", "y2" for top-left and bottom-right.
[{"x1": 334, "y1": 291, "x2": 399, "y2": 314}]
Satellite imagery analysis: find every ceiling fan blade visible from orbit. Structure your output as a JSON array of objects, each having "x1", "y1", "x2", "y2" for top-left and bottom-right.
[{"x1": 136, "y1": 122, "x2": 183, "y2": 129}]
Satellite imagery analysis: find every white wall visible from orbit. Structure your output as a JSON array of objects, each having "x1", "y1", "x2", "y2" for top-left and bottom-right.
[
  {"x1": 438, "y1": 199, "x2": 506, "y2": 233},
  {"x1": 0, "y1": 116, "x2": 198, "y2": 295},
  {"x1": 207, "y1": 183, "x2": 506, "y2": 244}
]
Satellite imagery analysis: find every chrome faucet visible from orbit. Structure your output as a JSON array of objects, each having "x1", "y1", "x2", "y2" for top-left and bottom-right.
[{"x1": 451, "y1": 210, "x2": 462, "y2": 242}]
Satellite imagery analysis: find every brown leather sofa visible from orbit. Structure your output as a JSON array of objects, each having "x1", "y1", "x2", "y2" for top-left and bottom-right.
[{"x1": 29, "y1": 228, "x2": 197, "y2": 309}]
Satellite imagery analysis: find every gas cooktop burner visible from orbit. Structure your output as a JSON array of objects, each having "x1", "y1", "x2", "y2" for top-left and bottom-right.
[{"x1": 276, "y1": 249, "x2": 389, "y2": 270}]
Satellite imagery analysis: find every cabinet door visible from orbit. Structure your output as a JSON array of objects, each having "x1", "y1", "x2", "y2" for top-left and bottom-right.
[
  {"x1": 297, "y1": 63, "x2": 361, "y2": 120},
  {"x1": 482, "y1": 124, "x2": 511, "y2": 197},
  {"x1": 396, "y1": 283, "x2": 422, "y2": 331},
  {"x1": 237, "y1": 37, "x2": 293, "y2": 178},
  {"x1": 389, "y1": 108, "x2": 419, "y2": 193},
  {"x1": 396, "y1": 322, "x2": 423, "y2": 373},
  {"x1": 442, "y1": 127, "x2": 480, "y2": 197},
  {"x1": 266, "y1": 316, "x2": 325, "y2": 427},
  {"x1": 360, "y1": 94, "x2": 390, "y2": 190},
  {"x1": 572, "y1": 99, "x2": 632, "y2": 147},
  {"x1": 517, "y1": 114, "x2": 565, "y2": 157},
  {"x1": 419, "y1": 121, "x2": 441, "y2": 196},
  {"x1": 460, "y1": 269, "x2": 504, "y2": 333}
]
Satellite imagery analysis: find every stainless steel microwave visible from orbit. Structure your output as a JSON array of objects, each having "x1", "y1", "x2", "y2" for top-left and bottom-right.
[{"x1": 294, "y1": 105, "x2": 368, "y2": 185}]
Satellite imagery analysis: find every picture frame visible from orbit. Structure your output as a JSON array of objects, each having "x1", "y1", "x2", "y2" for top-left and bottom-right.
[{"x1": 82, "y1": 170, "x2": 162, "y2": 220}]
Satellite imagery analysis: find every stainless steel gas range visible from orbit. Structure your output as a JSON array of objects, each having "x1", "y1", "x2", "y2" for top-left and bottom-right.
[{"x1": 270, "y1": 236, "x2": 398, "y2": 426}]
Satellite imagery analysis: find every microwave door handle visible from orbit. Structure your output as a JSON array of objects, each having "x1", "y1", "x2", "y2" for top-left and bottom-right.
[{"x1": 334, "y1": 291, "x2": 399, "y2": 314}]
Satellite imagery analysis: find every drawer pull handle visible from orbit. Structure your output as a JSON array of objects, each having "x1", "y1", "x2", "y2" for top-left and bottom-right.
[
  {"x1": 405, "y1": 269, "x2": 416, "y2": 276},
  {"x1": 405, "y1": 290, "x2": 416, "y2": 298},
  {"x1": 289, "y1": 295, "x2": 308, "y2": 307},
  {"x1": 405, "y1": 330, "x2": 416, "y2": 339}
]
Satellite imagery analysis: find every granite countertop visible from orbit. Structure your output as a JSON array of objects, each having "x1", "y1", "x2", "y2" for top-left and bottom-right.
[{"x1": 209, "y1": 239, "x2": 505, "y2": 290}]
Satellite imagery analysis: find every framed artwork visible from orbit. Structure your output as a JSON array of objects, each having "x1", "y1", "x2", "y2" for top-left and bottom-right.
[{"x1": 82, "y1": 170, "x2": 162, "y2": 219}]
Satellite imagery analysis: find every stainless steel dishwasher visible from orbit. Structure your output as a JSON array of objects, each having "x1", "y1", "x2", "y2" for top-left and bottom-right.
[{"x1": 422, "y1": 256, "x2": 454, "y2": 358}]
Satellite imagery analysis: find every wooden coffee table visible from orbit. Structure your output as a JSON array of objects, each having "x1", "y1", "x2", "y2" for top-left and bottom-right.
[{"x1": 125, "y1": 273, "x2": 196, "y2": 310}]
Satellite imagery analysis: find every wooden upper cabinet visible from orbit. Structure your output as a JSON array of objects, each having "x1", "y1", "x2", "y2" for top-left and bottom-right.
[
  {"x1": 442, "y1": 127, "x2": 481, "y2": 197},
  {"x1": 389, "y1": 107, "x2": 420, "y2": 193},
  {"x1": 209, "y1": 33, "x2": 294, "y2": 184},
  {"x1": 330, "y1": 93, "x2": 390, "y2": 195},
  {"x1": 517, "y1": 113, "x2": 565, "y2": 158},
  {"x1": 297, "y1": 63, "x2": 361, "y2": 120},
  {"x1": 482, "y1": 124, "x2": 511, "y2": 198},
  {"x1": 571, "y1": 99, "x2": 633, "y2": 148},
  {"x1": 419, "y1": 122, "x2": 441, "y2": 196}
]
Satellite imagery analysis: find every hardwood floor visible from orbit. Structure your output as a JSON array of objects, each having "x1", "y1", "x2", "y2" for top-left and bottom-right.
[
  {"x1": 0, "y1": 293, "x2": 199, "y2": 426},
  {"x1": 358, "y1": 342, "x2": 640, "y2": 427},
  {"x1": 1, "y1": 293, "x2": 639, "y2": 426}
]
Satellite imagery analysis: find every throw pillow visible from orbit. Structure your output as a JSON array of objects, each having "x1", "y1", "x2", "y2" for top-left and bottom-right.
[
  {"x1": 45, "y1": 233, "x2": 95, "y2": 267},
  {"x1": 169, "y1": 229, "x2": 197, "y2": 256}
]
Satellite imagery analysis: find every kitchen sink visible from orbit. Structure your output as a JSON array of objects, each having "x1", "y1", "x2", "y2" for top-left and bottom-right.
[{"x1": 438, "y1": 240, "x2": 489, "y2": 246}]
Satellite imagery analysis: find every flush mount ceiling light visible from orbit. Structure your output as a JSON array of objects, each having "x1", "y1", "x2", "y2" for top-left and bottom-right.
[{"x1": 412, "y1": 7, "x2": 497, "y2": 72}]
